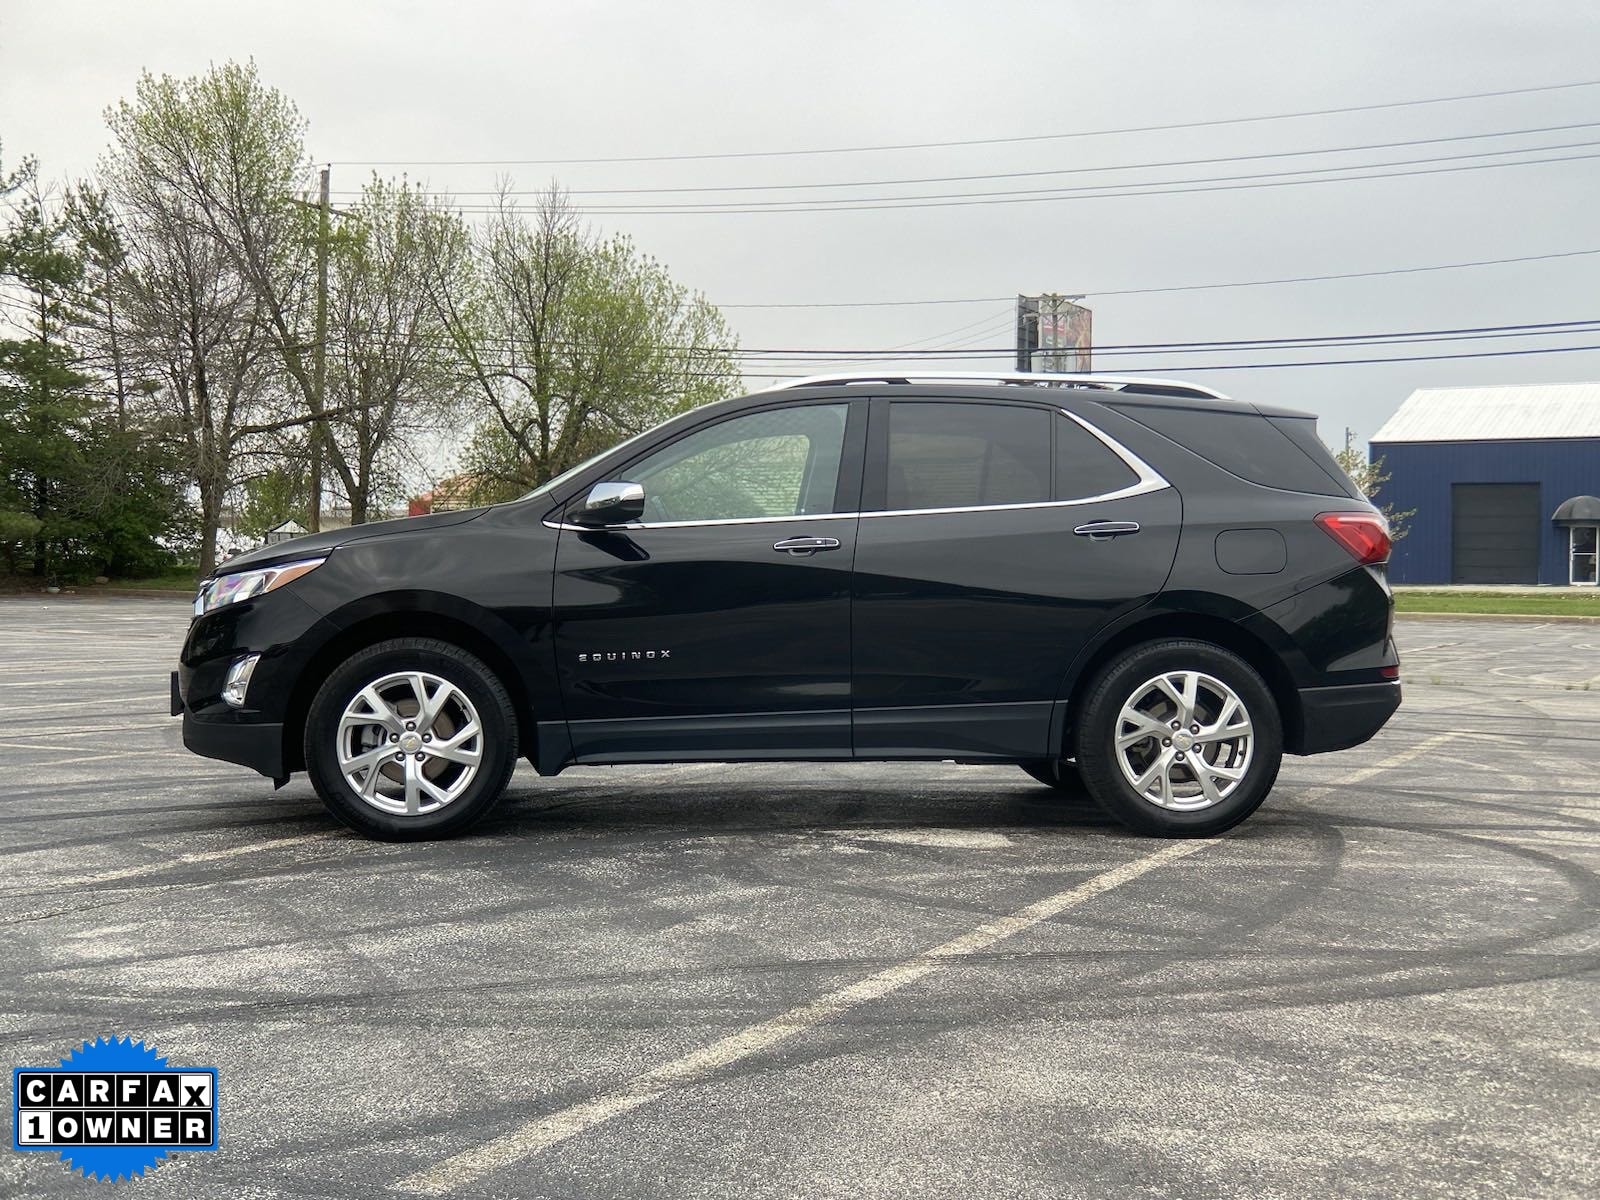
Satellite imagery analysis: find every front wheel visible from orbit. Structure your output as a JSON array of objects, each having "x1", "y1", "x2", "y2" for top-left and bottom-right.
[
  {"x1": 1073, "y1": 639, "x2": 1282, "y2": 837},
  {"x1": 304, "y1": 638, "x2": 518, "y2": 840}
]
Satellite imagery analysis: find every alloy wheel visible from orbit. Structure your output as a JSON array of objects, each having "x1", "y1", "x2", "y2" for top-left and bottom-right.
[
  {"x1": 336, "y1": 671, "x2": 483, "y2": 816},
  {"x1": 1114, "y1": 669, "x2": 1254, "y2": 811}
]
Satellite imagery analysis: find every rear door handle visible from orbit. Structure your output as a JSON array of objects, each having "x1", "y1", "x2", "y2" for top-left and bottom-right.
[
  {"x1": 1073, "y1": 520, "x2": 1141, "y2": 540},
  {"x1": 773, "y1": 536, "x2": 841, "y2": 555}
]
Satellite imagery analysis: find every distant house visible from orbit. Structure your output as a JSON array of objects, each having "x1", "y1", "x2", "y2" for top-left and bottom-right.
[
  {"x1": 264, "y1": 519, "x2": 308, "y2": 545},
  {"x1": 409, "y1": 473, "x2": 489, "y2": 516},
  {"x1": 1372, "y1": 383, "x2": 1600, "y2": 585}
]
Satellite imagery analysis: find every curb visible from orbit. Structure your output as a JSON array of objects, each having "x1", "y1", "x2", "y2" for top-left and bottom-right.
[{"x1": 1396, "y1": 609, "x2": 1600, "y2": 625}]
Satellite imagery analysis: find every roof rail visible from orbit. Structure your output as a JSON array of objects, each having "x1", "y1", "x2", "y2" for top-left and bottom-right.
[{"x1": 762, "y1": 369, "x2": 1231, "y2": 401}]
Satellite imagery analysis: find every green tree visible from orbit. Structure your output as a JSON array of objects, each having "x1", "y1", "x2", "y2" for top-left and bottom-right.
[
  {"x1": 234, "y1": 459, "x2": 309, "y2": 540},
  {"x1": 0, "y1": 151, "x2": 97, "y2": 580},
  {"x1": 102, "y1": 64, "x2": 315, "y2": 576},
  {"x1": 1334, "y1": 443, "x2": 1415, "y2": 541},
  {"x1": 422, "y1": 188, "x2": 741, "y2": 500},
  {"x1": 323, "y1": 178, "x2": 468, "y2": 523}
]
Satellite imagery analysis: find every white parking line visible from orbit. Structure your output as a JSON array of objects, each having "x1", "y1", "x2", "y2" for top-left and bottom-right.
[
  {"x1": 7, "y1": 833, "x2": 341, "y2": 891},
  {"x1": 0, "y1": 694, "x2": 166, "y2": 715},
  {"x1": 394, "y1": 730, "x2": 1465, "y2": 1195},
  {"x1": 394, "y1": 838, "x2": 1209, "y2": 1195}
]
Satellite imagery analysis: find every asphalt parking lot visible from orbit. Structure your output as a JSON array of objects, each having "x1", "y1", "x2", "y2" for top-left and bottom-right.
[{"x1": 1, "y1": 597, "x2": 1596, "y2": 1199}]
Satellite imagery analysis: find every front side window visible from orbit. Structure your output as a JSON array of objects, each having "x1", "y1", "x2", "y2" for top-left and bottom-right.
[
  {"x1": 885, "y1": 402, "x2": 1050, "y2": 510},
  {"x1": 625, "y1": 403, "x2": 848, "y2": 524}
]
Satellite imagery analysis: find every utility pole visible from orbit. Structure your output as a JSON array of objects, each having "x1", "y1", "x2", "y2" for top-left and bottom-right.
[{"x1": 309, "y1": 164, "x2": 330, "y2": 531}]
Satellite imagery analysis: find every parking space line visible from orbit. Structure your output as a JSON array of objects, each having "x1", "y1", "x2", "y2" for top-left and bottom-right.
[
  {"x1": 393, "y1": 838, "x2": 1211, "y2": 1195},
  {"x1": 0, "y1": 693, "x2": 167, "y2": 715}
]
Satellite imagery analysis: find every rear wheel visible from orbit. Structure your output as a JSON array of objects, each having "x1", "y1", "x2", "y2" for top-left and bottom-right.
[
  {"x1": 304, "y1": 638, "x2": 517, "y2": 840},
  {"x1": 1074, "y1": 639, "x2": 1282, "y2": 837}
]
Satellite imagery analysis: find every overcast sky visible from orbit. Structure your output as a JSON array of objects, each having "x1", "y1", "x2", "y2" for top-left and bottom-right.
[{"x1": 4, "y1": 0, "x2": 1600, "y2": 447}]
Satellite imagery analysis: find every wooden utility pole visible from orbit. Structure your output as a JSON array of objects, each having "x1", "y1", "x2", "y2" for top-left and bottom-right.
[{"x1": 309, "y1": 164, "x2": 330, "y2": 531}]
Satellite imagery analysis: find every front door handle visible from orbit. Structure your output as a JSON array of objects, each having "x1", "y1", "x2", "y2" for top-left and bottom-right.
[
  {"x1": 774, "y1": 536, "x2": 841, "y2": 555},
  {"x1": 1073, "y1": 520, "x2": 1141, "y2": 540}
]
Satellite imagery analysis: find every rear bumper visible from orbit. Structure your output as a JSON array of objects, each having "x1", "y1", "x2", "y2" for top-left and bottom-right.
[{"x1": 1294, "y1": 680, "x2": 1401, "y2": 755}]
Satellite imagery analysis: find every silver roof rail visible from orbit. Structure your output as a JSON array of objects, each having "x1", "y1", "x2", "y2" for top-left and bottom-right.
[{"x1": 761, "y1": 369, "x2": 1231, "y2": 401}]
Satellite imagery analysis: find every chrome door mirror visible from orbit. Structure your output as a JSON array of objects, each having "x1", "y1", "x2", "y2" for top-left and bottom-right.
[{"x1": 571, "y1": 480, "x2": 646, "y2": 527}]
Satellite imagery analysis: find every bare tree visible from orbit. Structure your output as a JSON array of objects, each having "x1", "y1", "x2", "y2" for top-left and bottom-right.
[{"x1": 112, "y1": 187, "x2": 275, "y2": 577}]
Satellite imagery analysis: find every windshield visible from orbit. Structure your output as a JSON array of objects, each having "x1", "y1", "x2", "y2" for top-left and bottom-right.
[{"x1": 517, "y1": 425, "x2": 661, "y2": 503}]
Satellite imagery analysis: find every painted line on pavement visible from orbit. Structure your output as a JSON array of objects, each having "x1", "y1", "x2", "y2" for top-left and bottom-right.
[
  {"x1": 394, "y1": 838, "x2": 1209, "y2": 1194},
  {"x1": 395, "y1": 730, "x2": 1464, "y2": 1195}
]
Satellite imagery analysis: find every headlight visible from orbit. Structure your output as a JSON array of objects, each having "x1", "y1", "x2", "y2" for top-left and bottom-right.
[{"x1": 194, "y1": 558, "x2": 326, "y2": 616}]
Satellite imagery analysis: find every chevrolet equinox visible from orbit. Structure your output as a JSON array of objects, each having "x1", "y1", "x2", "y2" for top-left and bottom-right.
[{"x1": 173, "y1": 371, "x2": 1401, "y2": 840}]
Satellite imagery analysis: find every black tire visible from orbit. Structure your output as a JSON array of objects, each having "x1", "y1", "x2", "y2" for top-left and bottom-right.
[
  {"x1": 304, "y1": 638, "x2": 517, "y2": 840},
  {"x1": 1073, "y1": 639, "x2": 1282, "y2": 837},
  {"x1": 1019, "y1": 758, "x2": 1087, "y2": 794}
]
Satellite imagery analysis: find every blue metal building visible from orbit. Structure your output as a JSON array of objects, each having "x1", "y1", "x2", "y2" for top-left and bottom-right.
[{"x1": 1371, "y1": 384, "x2": 1600, "y2": 586}]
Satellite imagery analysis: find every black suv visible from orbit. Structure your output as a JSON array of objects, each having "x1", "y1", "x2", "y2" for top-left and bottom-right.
[{"x1": 173, "y1": 372, "x2": 1400, "y2": 840}]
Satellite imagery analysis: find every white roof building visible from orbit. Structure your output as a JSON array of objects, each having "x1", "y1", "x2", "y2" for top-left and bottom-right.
[{"x1": 1372, "y1": 382, "x2": 1600, "y2": 443}]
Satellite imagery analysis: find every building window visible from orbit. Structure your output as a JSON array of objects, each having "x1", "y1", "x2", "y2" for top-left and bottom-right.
[{"x1": 1572, "y1": 525, "x2": 1598, "y2": 586}]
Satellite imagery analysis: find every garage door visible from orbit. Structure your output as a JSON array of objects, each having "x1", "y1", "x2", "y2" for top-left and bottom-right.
[{"x1": 1451, "y1": 483, "x2": 1541, "y2": 584}]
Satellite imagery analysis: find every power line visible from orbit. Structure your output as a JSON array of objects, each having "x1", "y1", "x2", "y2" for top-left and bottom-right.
[
  {"x1": 1122, "y1": 341, "x2": 1600, "y2": 372},
  {"x1": 327, "y1": 77, "x2": 1600, "y2": 166},
  {"x1": 317, "y1": 316, "x2": 1600, "y2": 361},
  {"x1": 715, "y1": 247, "x2": 1600, "y2": 308},
  {"x1": 739, "y1": 340, "x2": 1600, "y2": 378},
  {"x1": 328, "y1": 120, "x2": 1600, "y2": 199},
  {"x1": 434, "y1": 140, "x2": 1600, "y2": 214}
]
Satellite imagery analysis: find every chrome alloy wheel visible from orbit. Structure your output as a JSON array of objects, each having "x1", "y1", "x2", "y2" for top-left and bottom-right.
[
  {"x1": 1114, "y1": 670, "x2": 1254, "y2": 811},
  {"x1": 336, "y1": 671, "x2": 483, "y2": 816}
]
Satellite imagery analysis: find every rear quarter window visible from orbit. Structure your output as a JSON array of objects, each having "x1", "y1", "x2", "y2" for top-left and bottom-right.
[
  {"x1": 1055, "y1": 414, "x2": 1138, "y2": 499},
  {"x1": 1108, "y1": 404, "x2": 1355, "y2": 497}
]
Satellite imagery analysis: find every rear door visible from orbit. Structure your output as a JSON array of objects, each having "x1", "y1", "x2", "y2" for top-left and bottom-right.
[
  {"x1": 850, "y1": 396, "x2": 1181, "y2": 759},
  {"x1": 553, "y1": 399, "x2": 865, "y2": 761}
]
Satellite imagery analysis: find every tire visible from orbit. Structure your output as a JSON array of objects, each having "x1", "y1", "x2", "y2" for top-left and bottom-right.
[
  {"x1": 1019, "y1": 758, "x2": 1087, "y2": 794},
  {"x1": 303, "y1": 638, "x2": 518, "y2": 840},
  {"x1": 1073, "y1": 639, "x2": 1282, "y2": 837}
]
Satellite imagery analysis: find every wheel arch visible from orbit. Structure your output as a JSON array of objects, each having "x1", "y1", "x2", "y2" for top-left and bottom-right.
[
  {"x1": 282, "y1": 592, "x2": 553, "y2": 774},
  {"x1": 1058, "y1": 608, "x2": 1307, "y2": 756}
]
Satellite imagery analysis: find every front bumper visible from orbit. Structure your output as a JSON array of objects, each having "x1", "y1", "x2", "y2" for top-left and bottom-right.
[
  {"x1": 1294, "y1": 680, "x2": 1401, "y2": 755},
  {"x1": 183, "y1": 710, "x2": 288, "y2": 780},
  {"x1": 173, "y1": 589, "x2": 333, "y2": 782}
]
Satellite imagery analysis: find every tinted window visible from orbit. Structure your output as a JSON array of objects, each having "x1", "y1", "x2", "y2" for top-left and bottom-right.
[
  {"x1": 1056, "y1": 415, "x2": 1138, "y2": 499},
  {"x1": 1110, "y1": 404, "x2": 1349, "y2": 497},
  {"x1": 886, "y1": 402, "x2": 1050, "y2": 510},
  {"x1": 627, "y1": 403, "x2": 848, "y2": 522}
]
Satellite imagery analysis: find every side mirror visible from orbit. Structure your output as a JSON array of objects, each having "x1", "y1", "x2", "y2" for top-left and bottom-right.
[{"x1": 571, "y1": 480, "x2": 646, "y2": 527}]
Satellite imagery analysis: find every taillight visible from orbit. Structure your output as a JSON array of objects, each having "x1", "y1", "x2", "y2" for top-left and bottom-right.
[{"x1": 1315, "y1": 511, "x2": 1391, "y2": 565}]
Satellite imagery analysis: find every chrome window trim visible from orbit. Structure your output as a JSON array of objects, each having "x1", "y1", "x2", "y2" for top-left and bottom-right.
[
  {"x1": 544, "y1": 510, "x2": 857, "y2": 532},
  {"x1": 542, "y1": 407, "x2": 1168, "y2": 532}
]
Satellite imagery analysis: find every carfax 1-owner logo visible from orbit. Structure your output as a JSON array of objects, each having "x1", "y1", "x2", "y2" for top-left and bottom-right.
[{"x1": 12, "y1": 1036, "x2": 218, "y2": 1181}]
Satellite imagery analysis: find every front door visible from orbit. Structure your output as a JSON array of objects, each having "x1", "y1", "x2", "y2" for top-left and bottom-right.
[
  {"x1": 1572, "y1": 525, "x2": 1599, "y2": 585},
  {"x1": 851, "y1": 397, "x2": 1181, "y2": 759},
  {"x1": 553, "y1": 399, "x2": 863, "y2": 761}
]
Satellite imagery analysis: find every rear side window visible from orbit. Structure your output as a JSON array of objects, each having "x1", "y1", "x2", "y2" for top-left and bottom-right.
[
  {"x1": 886, "y1": 402, "x2": 1050, "y2": 509},
  {"x1": 1110, "y1": 404, "x2": 1352, "y2": 497},
  {"x1": 1056, "y1": 414, "x2": 1138, "y2": 499}
]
